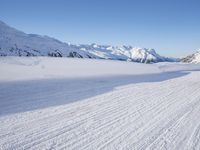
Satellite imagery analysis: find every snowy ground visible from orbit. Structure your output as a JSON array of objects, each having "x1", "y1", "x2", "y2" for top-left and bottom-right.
[{"x1": 1, "y1": 57, "x2": 200, "y2": 150}]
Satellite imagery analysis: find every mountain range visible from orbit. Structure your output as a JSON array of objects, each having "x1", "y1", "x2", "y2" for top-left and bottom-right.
[{"x1": 0, "y1": 20, "x2": 194, "y2": 63}]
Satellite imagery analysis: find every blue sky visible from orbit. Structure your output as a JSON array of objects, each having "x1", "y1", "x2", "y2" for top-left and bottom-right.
[{"x1": 0, "y1": 0, "x2": 199, "y2": 57}]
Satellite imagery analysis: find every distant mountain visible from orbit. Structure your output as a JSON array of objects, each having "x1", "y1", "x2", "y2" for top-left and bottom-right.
[
  {"x1": 0, "y1": 20, "x2": 175, "y2": 63},
  {"x1": 0, "y1": 20, "x2": 95, "y2": 58},
  {"x1": 181, "y1": 49, "x2": 200, "y2": 63},
  {"x1": 78, "y1": 44, "x2": 174, "y2": 63}
]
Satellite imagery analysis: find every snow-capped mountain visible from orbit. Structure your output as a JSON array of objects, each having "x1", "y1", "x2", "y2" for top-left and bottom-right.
[
  {"x1": 78, "y1": 44, "x2": 170, "y2": 63},
  {"x1": 181, "y1": 49, "x2": 200, "y2": 63},
  {"x1": 0, "y1": 20, "x2": 174, "y2": 63},
  {"x1": 0, "y1": 20, "x2": 96, "y2": 58}
]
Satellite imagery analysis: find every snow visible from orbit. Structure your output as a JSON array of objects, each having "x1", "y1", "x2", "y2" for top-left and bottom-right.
[
  {"x1": 0, "y1": 20, "x2": 174, "y2": 63},
  {"x1": 77, "y1": 44, "x2": 170, "y2": 63},
  {"x1": 0, "y1": 57, "x2": 161, "y2": 81},
  {"x1": 1, "y1": 57, "x2": 200, "y2": 150},
  {"x1": 181, "y1": 49, "x2": 200, "y2": 63},
  {"x1": 0, "y1": 20, "x2": 93, "y2": 58},
  {"x1": 191, "y1": 49, "x2": 200, "y2": 63}
]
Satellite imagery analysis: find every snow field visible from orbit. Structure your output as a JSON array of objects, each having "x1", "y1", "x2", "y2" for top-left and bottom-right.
[{"x1": 0, "y1": 57, "x2": 200, "y2": 150}]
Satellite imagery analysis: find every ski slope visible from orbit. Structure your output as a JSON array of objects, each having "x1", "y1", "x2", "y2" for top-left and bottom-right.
[{"x1": 0, "y1": 57, "x2": 200, "y2": 150}]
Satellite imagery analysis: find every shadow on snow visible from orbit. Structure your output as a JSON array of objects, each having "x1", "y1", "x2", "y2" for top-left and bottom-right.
[{"x1": 0, "y1": 71, "x2": 191, "y2": 116}]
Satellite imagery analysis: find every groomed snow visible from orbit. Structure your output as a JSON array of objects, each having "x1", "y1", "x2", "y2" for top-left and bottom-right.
[{"x1": 0, "y1": 57, "x2": 200, "y2": 150}]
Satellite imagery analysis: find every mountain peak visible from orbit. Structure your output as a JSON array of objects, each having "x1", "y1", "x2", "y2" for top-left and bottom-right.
[
  {"x1": 0, "y1": 20, "x2": 174, "y2": 63},
  {"x1": 181, "y1": 49, "x2": 200, "y2": 63}
]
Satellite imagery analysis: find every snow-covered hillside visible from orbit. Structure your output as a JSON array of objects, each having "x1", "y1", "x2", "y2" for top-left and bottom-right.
[
  {"x1": 0, "y1": 21, "x2": 95, "y2": 58},
  {"x1": 0, "y1": 20, "x2": 174, "y2": 63},
  {"x1": 181, "y1": 49, "x2": 200, "y2": 63},
  {"x1": 1, "y1": 57, "x2": 200, "y2": 149}
]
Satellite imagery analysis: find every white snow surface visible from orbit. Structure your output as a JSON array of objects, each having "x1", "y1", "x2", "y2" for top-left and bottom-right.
[{"x1": 1, "y1": 57, "x2": 200, "y2": 150}]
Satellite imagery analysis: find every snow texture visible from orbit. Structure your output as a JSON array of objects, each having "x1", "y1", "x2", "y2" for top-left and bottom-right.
[{"x1": 1, "y1": 57, "x2": 200, "y2": 150}]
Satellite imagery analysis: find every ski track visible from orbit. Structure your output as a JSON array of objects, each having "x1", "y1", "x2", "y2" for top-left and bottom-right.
[{"x1": 1, "y1": 71, "x2": 200, "y2": 149}]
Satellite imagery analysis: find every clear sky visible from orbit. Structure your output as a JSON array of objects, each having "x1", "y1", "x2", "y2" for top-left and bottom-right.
[{"x1": 0, "y1": 0, "x2": 200, "y2": 57}]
